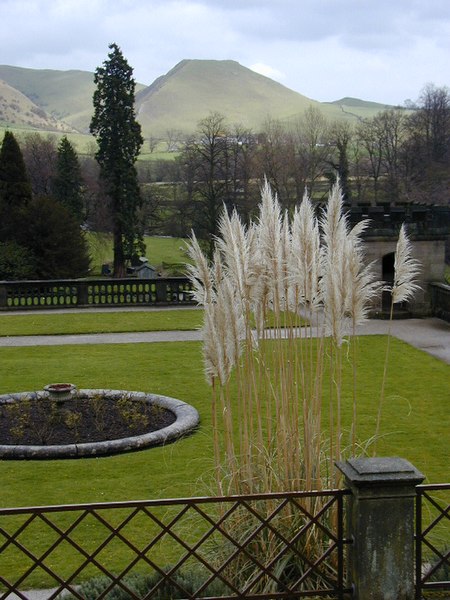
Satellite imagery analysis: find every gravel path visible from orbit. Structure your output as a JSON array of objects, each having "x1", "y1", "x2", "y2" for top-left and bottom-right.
[{"x1": 0, "y1": 314, "x2": 449, "y2": 363}]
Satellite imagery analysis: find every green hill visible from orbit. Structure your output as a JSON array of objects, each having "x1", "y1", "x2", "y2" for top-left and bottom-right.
[
  {"x1": 0, "y1": 65, "x2": 96, "y2": 132},
  {"x1": 0, "y1": 61, "x2": 397, "y2": 141},
  {"x1": 325, "y1": 96, "x2": 407, "y2": 121},
  {"x1": 0, "y1": 65, "x2": 146, "y2": 134},
  {"x1": 135, "y1": 59, "x2": 326, "y2": 135},
  {"x1": 0, "y1": 77, "x2": 75, "y2": 132}
]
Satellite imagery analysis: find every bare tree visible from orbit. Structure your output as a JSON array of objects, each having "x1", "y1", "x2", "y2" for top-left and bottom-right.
[
  {"x1": 256, "y1": 117, "x2": 295, "y2": 207},
  {"x1": 329, "y1": 120, "x2": 353, "y2": 202},
  {"x1": 356, "y1": 117, "x2": 384, "y2": 204},
  {"x1": 148, "y1": 136, "x2": 160, "y2": 154},
  {"x1": 377, "y1": 109, "x2": 407, "y2": 203},
  {"x1": 402, "y1": 84, "x2": 450, "y2": 204},
  {"x1": 165, "y1": 129, "x2": 184, "y2": 153},
  {"x1": 293, "y1": 107, "x2": 331, "y2": 197},
  {"x1": 21, "y1": 133, "x2": 57, "y2": 197}
]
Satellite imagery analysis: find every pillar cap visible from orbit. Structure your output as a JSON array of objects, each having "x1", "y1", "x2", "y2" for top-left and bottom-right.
[{"x1": 336, "y1": 457, "x2": 424, "y2": 487}]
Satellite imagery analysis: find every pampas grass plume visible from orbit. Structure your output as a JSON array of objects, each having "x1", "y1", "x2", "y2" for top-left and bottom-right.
[{"x1": 392, "y1": 224, "x2": 421, "y2": 303}]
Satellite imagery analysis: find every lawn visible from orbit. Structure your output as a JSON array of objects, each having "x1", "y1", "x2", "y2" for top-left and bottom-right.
[
  {"x1": 0, "y1": 309, "x2": 202, "y2": 336},
  {"x1": 0, "y1": 335, "x2": 447, "y2": 505},
  {"x1": 0, "y1": 334, "x2": 448, "y2": 588}
]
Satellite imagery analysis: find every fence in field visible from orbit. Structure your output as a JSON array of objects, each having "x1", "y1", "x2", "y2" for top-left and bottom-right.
[
  {"x1": 0, "y1": 278, "x2": 195, "y2": 311},
  {"x1": 0, "y1": 462, "x2": 448, "y2": 599}
]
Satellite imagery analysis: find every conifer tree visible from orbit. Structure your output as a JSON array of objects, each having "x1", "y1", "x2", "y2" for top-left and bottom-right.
[
  {"x1": 21, "y1": 197, "x2": 90, "y2": 279},
  {"x1": 52, "y1": 136, "x2": 84, "y2": 223},
  {"x1": 90, "y1": 43, "x2": 144, "y2": 277},
  {"x1": 0, "y1": 131, "x2": 32, "y2": 243}
]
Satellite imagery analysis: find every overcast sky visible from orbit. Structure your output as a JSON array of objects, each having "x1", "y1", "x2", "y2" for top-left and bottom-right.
[{"x1": 1, "y1": 0, "x2": 449, "y2": 105}]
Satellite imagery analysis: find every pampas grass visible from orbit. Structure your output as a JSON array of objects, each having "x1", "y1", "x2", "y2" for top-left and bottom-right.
[
  {"x1": 187, "y1": 180, "x2": 421, "y2": 493},
  {"x1": 392, "y1": 224, "x2": 421, "y2": 304},
  {"x1": 186, "y1": 179, "x2": 420, "y2": 591},
  {"x1": 187, "y1": 179, "x2": 394, "y2": 496},
  {"x1": 375, "y1": 223, "x2": 421, "y2": 449}
]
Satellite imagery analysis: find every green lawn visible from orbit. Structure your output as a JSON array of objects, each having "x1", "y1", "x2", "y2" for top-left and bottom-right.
[
  {"x1": 0, "y1": 334, "x2": 448, "y2": 588},
  {"x1": 0, "y1": 309, "x2": 202, "y2": 336},
  {"x1": 0, "y1": 335, "x2": 447, "y2": 506}
]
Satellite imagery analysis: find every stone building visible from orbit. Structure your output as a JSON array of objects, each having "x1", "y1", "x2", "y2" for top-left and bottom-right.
[{"x1": 347, "y1": 204, "x2": 450, "y2": 316}]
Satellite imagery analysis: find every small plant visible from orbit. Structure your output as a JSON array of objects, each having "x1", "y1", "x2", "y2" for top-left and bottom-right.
[
  {"x1": 90, "y1": 393, "x2": 107, "y2": 434},
  {"x1": 117, "y1": 395, "x2": 149, "y2": 432},
  {"x1": 64, "y1": 411, "x2": 82, "y2": 442},
  {"x1": 3, "y1": 398, "x2": 32, "y2": 442}
]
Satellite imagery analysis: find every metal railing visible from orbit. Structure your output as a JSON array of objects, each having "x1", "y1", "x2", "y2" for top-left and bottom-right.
[
  {"x1": 416, "y1": 483, "x2": 450, "y2": 599},
  {"x1": 0, "y1": 489, "x2": 351, "y2": 599},
  {"x1": 0, "y1": 277, "x2": 195, "y2": 311}
]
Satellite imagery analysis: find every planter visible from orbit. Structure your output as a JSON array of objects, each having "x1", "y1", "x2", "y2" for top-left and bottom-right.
[{"x1": 44, "y1": 383, "x2": 77, "y2": 403}]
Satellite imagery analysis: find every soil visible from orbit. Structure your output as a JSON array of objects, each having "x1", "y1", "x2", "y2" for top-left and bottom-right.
[{"x1": 0, "y1": 397, "x2": 176, "y2": 446}]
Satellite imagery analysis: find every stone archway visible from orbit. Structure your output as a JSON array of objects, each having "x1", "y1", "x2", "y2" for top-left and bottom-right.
[{"x1": 381, "y1": 252, "x2": 395, "y2": 311}]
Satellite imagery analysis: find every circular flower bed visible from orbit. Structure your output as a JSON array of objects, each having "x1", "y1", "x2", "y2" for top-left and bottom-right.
[{"x1": 0, "y1": 388, "x2": 199, "y2": 459}]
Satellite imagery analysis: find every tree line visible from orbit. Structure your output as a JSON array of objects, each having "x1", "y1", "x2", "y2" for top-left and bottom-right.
[
  {"x1": 148, "y1": 83, "x2": 449, "y2": 257},
  {"x1": 1, "y1": 42, "x2": 448, "y2": 278},
  {"x1": 0, "y1": 132, "x2": 90, "y2": 280}
]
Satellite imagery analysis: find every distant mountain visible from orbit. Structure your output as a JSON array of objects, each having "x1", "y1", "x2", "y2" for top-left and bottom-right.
[
  {"x1": 0, "y1": 61, "x2": 396, "y2": 139},
  {"x1": 0, "y1": 77, "x2": 76, "y2": 132},
  {"x1": 135, "y1": 59, "x2": 324, "y2": 136},
  {"x1": 325, "y1": 96, "x2": 404, "y2": 120}
]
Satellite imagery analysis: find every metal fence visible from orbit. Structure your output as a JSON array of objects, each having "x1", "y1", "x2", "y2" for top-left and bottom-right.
[
  {"x1": 415, "y1": 483, "x2": 450, "y2": 599},
  {"x1": 0, "y1": 278, "x2": 195, "y2": 310},
  {"x1": 0, "y1": 489, "x2": 351, "y2": 600},
  {"x1": 1, "y1": 484, "x2": 449, "y2": 599}
]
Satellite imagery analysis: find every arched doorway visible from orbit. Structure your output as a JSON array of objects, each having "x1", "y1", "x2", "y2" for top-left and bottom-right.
[{"x1": 382, "y1": 252, "x2": 395, "y2": 311}]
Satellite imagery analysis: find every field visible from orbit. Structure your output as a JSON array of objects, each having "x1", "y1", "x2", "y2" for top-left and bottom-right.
[{"x1": 86, "y1": 233, "x2": 190, "y2": 275}]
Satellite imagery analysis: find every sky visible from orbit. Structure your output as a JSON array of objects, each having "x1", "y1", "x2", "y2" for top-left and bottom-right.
[{"x1": 1, "y1": 0, "x2": 449, "y2": 105}]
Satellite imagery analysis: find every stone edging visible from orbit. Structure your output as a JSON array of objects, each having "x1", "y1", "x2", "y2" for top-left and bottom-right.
[{"x1": 0, "y1": 389, "x2": 200, "y2": 459}]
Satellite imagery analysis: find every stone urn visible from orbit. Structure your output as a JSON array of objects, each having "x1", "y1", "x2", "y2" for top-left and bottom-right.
[{"x1": 44, "y1": 383, "x2": 77, "y2": 403}]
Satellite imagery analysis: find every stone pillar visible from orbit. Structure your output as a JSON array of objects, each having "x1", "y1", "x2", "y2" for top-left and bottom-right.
[
  {"x1": 77, "y1": 280, "x2": 89, "y2": 306},
  {"x1": 336, "y1": 457, "x2": 424, "y2": 600}
]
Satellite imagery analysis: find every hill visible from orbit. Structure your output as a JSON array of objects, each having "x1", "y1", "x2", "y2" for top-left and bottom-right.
[
  {"x1": 0, "y1": 61, "x2": 396, "y2": 141},
  {"x1": 135, "y1": 59, "x2": 326, "y2": 135},
  {"x1": 0, "y1": 65, "x2": 145, "y2": 135},
  {"x1": 325, "y1": 96, "x2": 405, "y2": 120},
  {"x1": 0, "y1": 77, "x2": 75, "y2": 132}
]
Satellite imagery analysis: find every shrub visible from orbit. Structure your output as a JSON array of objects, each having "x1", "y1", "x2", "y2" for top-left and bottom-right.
[{"x1": 66, "y1": 568, "x2": 227, "y2": 600}]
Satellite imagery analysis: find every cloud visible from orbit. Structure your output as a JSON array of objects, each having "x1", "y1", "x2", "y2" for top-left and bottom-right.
[
  {"x1": 249, "y1": 63, "x2": 285, "y2": 82},
  {"x1": 0, "y1": 0, "x2": 448, "y2": 105}
]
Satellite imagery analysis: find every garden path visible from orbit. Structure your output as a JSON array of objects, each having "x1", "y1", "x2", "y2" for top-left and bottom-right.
[{"x1": 0, "y1": 309, "x2": 449, "y2": 364}]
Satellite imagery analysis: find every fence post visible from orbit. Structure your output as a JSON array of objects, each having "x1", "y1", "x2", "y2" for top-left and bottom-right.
[
  {"x1": 336, "y1": 457, "x2": 424, "y2": 600},
  {"x1": 77, "y1": 280, "x2": 89, "y2": 306},
  {"x1": 0, "y1": 282, "x2": 7, "y2": 308}
]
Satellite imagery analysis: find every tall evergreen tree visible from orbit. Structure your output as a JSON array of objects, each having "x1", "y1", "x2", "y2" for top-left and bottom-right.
[
  {"x1": 90, "y1": 43, "x2": 144, "y2": 277},
  {"x1": 0, "y1": 131, "x2": 32, "y2": 243},
  {"x1": 0, "y1": 131, "x2": 32, "y2": 207},
  {"x1": 52, "y1": 136, "x2": 85, "y2": 223},
  {"x1": 20, "y1": 197, "x2": 90, "y2": 279}
]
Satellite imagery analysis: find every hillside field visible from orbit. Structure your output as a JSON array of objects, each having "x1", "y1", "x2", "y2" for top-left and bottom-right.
[{"x1": 87, "y1": 233, "x2": 190, "y2": 276}]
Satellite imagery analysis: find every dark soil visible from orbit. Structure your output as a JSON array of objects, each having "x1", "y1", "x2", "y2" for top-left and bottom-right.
[{"x1": 0, "y1": 397, "x2": 176, "y2": 446}]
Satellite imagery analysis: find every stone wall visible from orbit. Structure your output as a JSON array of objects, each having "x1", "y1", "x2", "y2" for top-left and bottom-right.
[{"x1": 365, "y1": 236, "x2": 447, "y2": 316}]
